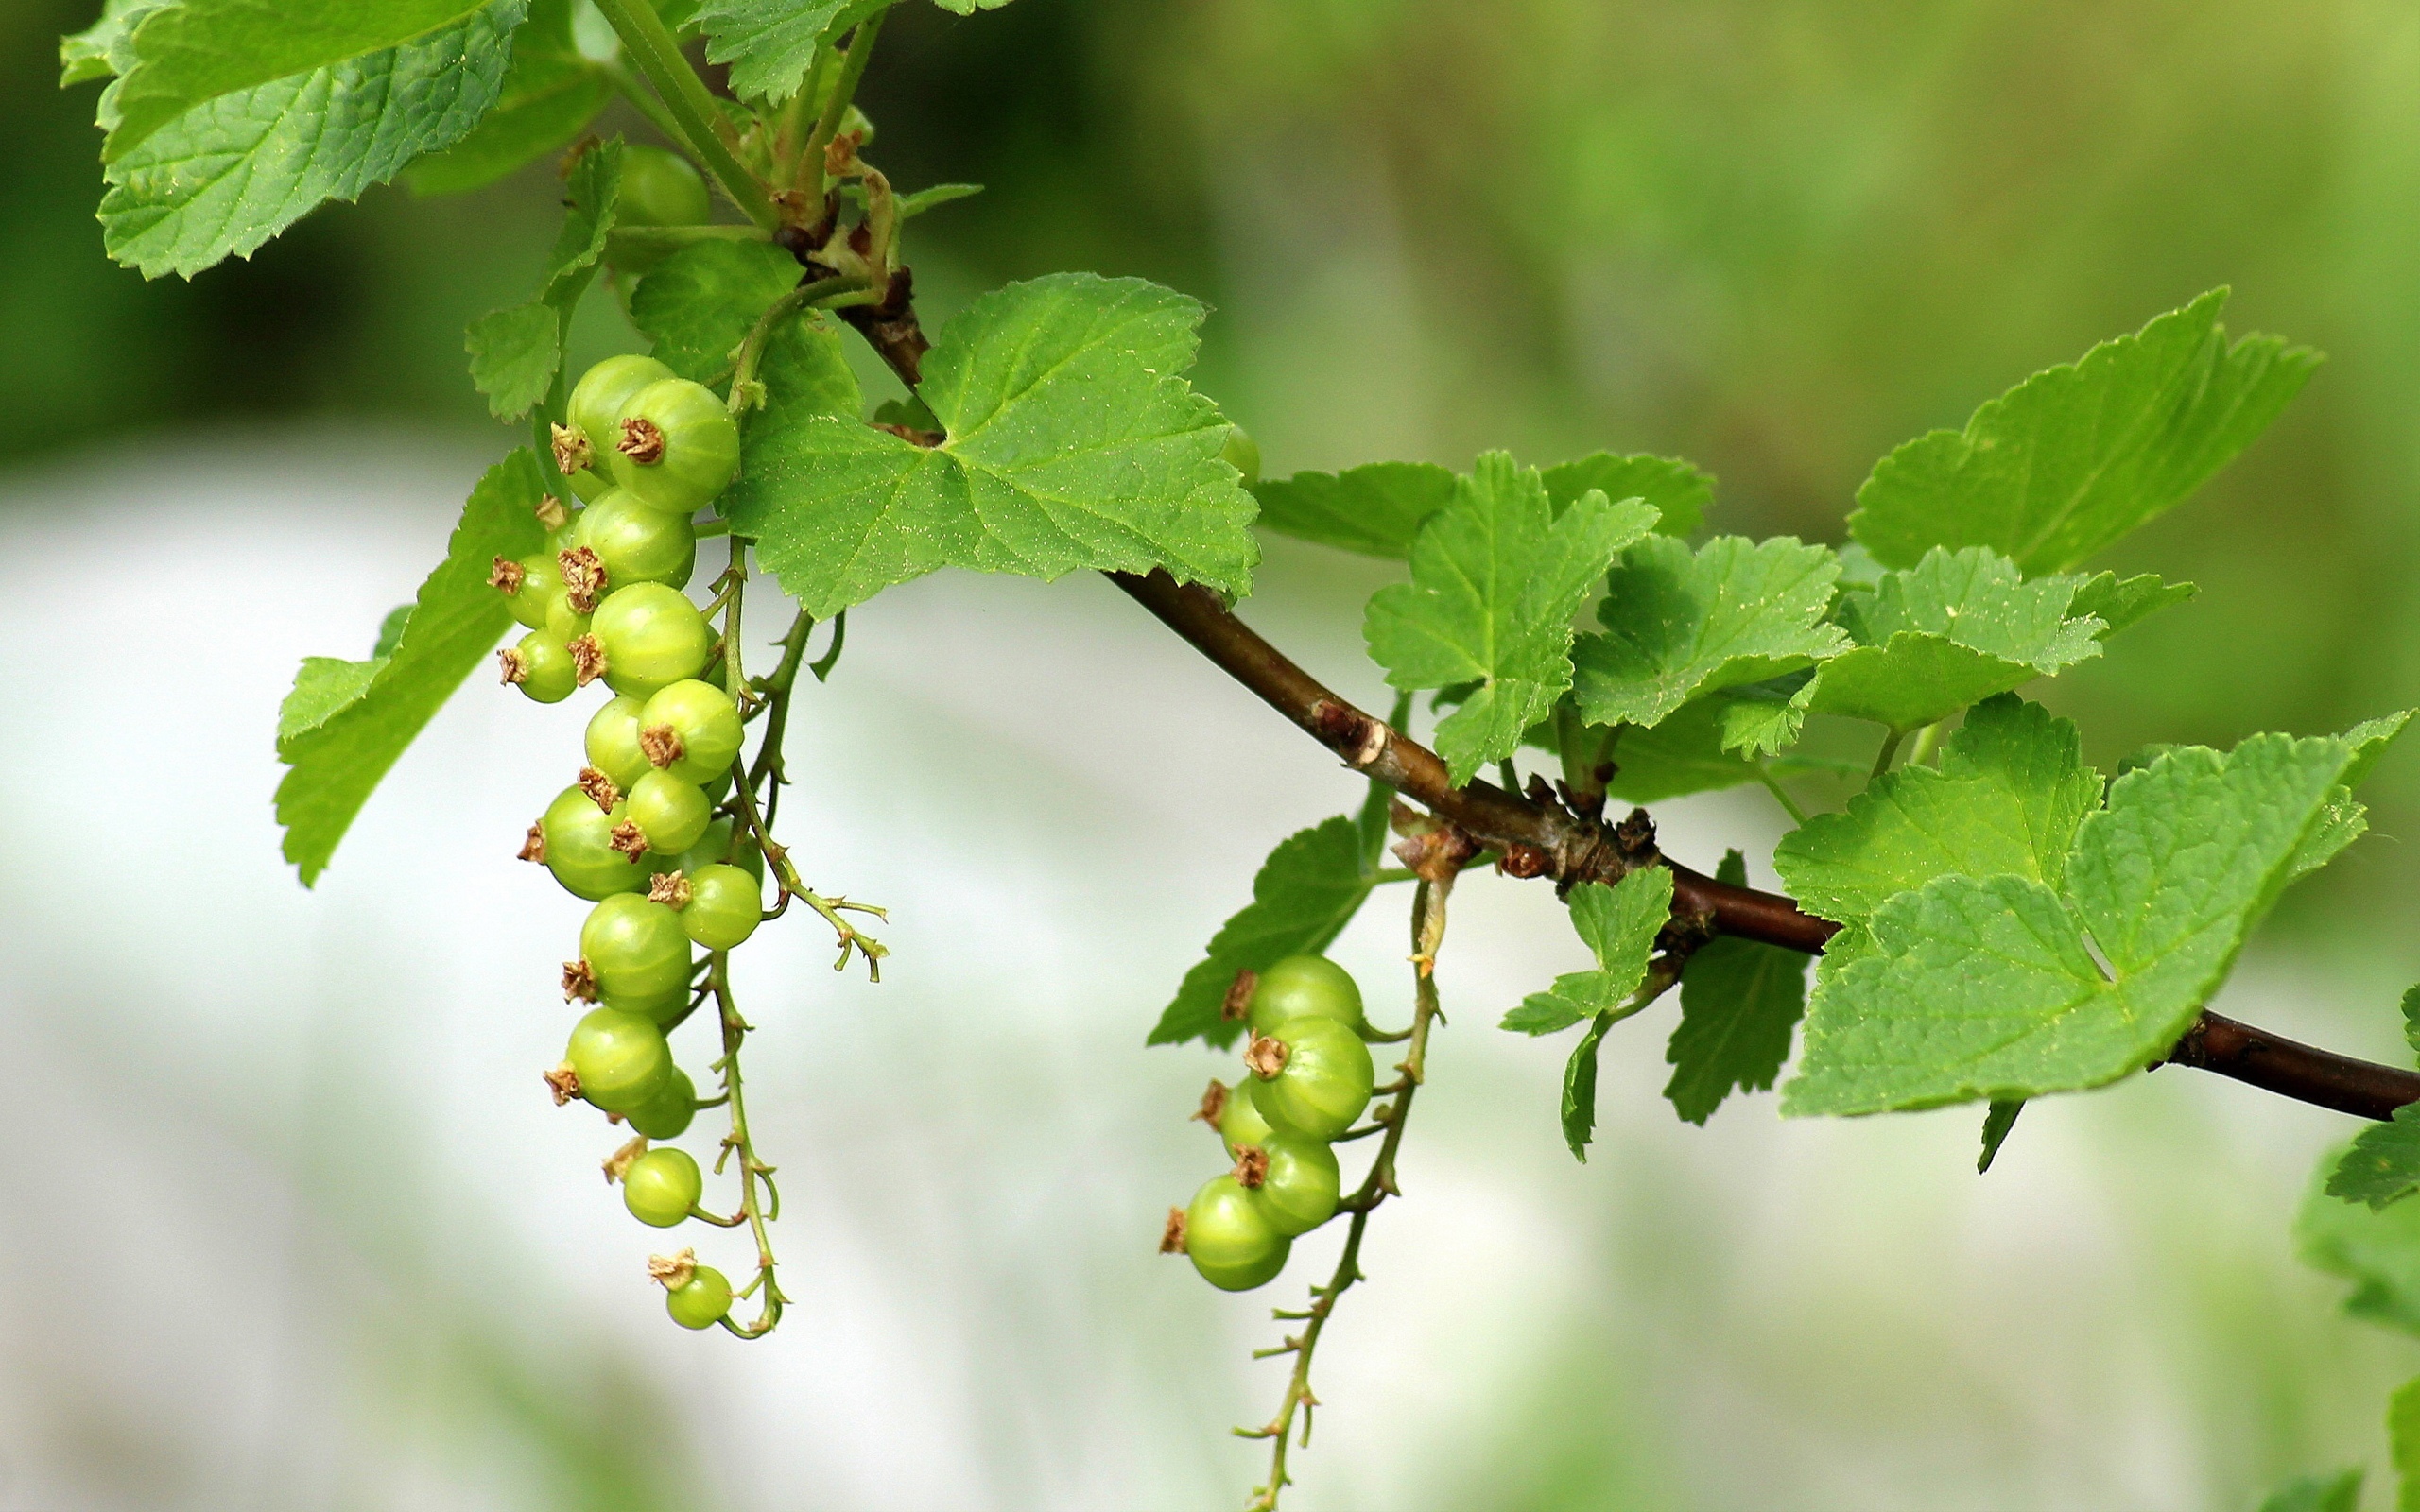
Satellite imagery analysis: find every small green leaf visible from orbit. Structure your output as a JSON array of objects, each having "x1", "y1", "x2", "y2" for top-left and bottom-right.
[
  {"x1": 1252, "y1": 462, "x2": 1458, "y2": 558},
  {"x1": 98, "y1": 0, "x2": 524, "y2": 279},
  {"x1": 929, "y1": 0, "x2": 1015, "y2": 14},
  {"x1": 1150, "y1": 816, "x2": 1375, "y2": 1049},
  {"x1": 897, "y1": 182, "x2": 983, "y2": 218},
  {"x1": 1849, "y1": 290, "x2": 2321, "y2": 575},
  {"x1": 2256, "y1": 1468, "x2": 2364, "y2": 1512},
  {"x1": 1539, "y1": 452, "x2": 1710, "y2": 538},
  {"x1": 1786, "y1": 732, "x2": 2358, "y2": 1116},
  {"x1": 2300, "y1": 1146, "x2": 2420, "y2": 1337},
  {"x1": 690, "y1": 0, "x2": 859, "y2": 101},
  {"x1": 1977, "y1": 1099, "x2": 2024, "y2": 1173},
  {"x1": 1562, "y1": 1011, "x2": 1615, "y2": 1163},
  {"x1": 60, "y1": 0, "x2": 161, "y2": 87},
  {"x1": 406, "y1": 0, "x2": 610, "y2": 196},
  {"x1": 1366, "y1": 454, "x2": 1658, "y2": 784},
  {"x1": 371, "y1": 604, "x2": 415, "y2": 659},
  {"x1": 728, "y1": 272, "x2": 1256, "y2": 618},
  {"x1": 1501, "y1": 869, "x2": 1674, "y2": 1036},
  {"x1": 2332, "y1": 1106, "x2": 2420, "y2": 1211},
  {"x1": 276, "y1": 450, "x2": 549, "y2": 885},
  {"x1": 465, "y1": 303, "x2": 561, "y2": 420},
  {"x1": 2067, "y1": 571, "x2": 2195, "y2": 639},
  {"x1": 1569, "y1": 535, "x2": 1850, "y2": 731},
  {"x1": 1804, "y1": 547, "x2": 2104, "y2": 733},
  {"x1": 1664, "y1": 930, "x2": 1808, "y2": 1125},
  {"x1": 1700, "y1": 673, "x2": 1815, "y2": 758},
  {"x1": 630, "y1": 239, "x2": 802, "y2": 384},
  {"x1": 1602, "y1": 695, "x2": 1843, "y2": 803}
]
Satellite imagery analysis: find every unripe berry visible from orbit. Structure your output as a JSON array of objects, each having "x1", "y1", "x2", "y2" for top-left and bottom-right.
[
  {"x1": 573, "y1": 488, "x2": 697, "y2": 592},
  {"x1": 579, "y1": 892, "x2": 693, "y2": 1008},
  {"x1": 537, "y1": 785, "x2": 648, "y2": 901},
  {"x1": 568, "y1": 355, "x2": 678, "y2": 478},
  {"x1": 610, "y1": 378, "x2": 739, "y2": 513},
  {"x1": 498, "y1": 631, "x2": 576, "y2": 703},
  {"x1": 665, "y1": 1263, "x2": 733, "y2": 1329},
  {"x1": 564, "y1": 1005, "x2": 671, "y2": 1113},
  {"x1": 629, "y1": 769, "x2": 712, "y2": 855},
  {"x1": 639, "y1": 679, "x2": 743, "y2": 783},
  {"x1": 1182, "y1": 1174, "x2": 1288, "y2": 1292},
  {"x1": 621, "y1": 1146, "x2": 703, "y2": 1228},
  {"x1": 585, "y1": 695, "x2": 653, "y2": 790},
  {"x1": 591, "y1": 582, "x2": 715, "y2": 699}
]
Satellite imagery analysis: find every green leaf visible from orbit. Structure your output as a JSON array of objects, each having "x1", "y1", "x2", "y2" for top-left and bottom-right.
[
  {"x1": 1804, "y1": 547, "x2": 2104, "y2": 733},
  {"x1": 371, "y1": 604, "x2": 415, "y2": 658},
  {"x1": 1699, "y1": 673, "x2": 1816, "y2": 759},
  {"x1": 2331, "y1": 1105, "x2": 2420, "y2": 1211},
  {"x1": 1773, "y1": 695, "x2": 2099, "y2": 927},
  {"x1": 1568, "y1": 535, "x2": 1850, "y2": 730},
  {"x1": 1977, "y1": 1099, "x2": 2025, "y2": 1172},
  {"x1": 2404, "y1": 985, "x2": 2420, "y2": 1062},
  {"x1": 692, "y1": 0, "x2": 874, "y2": 102},
  {"x1": 727, "y1": 272, "x2": 1256, "y2": 618},
  {"x1": 1366, "y1": 454, "x2": 1657, "y2": 784},
  {"x1": 1849, "y1": 290, "x2": 2321, "y2": 575},
  {"x1": 1602, "y1": 695, "x2": 1843, "y2": 803},
  {"x1": 1785, "y1": 731, "x2": 2358, "y2": 1116},
  {"x1": 98, "y1": 0, "x2": 524, "y2": 279},
  {"x1": 630, "y1": 239, "x2": 801, "y2": 384},
  {"x1": 930, "y1": 0, "x2": 1014, "y2": 13},
  {"x1": 897, "y1": 182, "x2": 983, "y2": 218},
  {"x1": 1501, "y1": 869, "x2": 1674, "y2": 1035},
  {"x1": 1150, "y1": 816, "x2": 1375, "y2": 1049},
  {"x1": 2068, "y1": 571, "x2": 2196, "y2": 640},
  {"x1": 1664, "y1": 928, "x2": 1809, "y2": 1124},
  {"x1": 101, "y1": 0, "x2": 507, "y2": 161},
  {"x1": 405, "y1": 0, "x2": 610, "y2": 195},
  {"x1": 60, "y1": 0, "x2": 161, "y2": 87},
  {"x1": 2302, "y1": 1150, "x2": 2420, "y2": 1337},
  {"x1": 749, "y1": 317, "x2": 862, "y2": 433},
  {"x1": 1252, "y1": 462, "x2": 1458, "y2": 558},
  {"x1": 275, "y1": 450, "x2": 550, "y2": 885},
  {"x1": 1562, "y1": 1012, "x2": 1615, "y2": 1162},
  {"x1": 465, "y1": 304, "x2": 562, "y2": 420},
  {"x1": 2395, "y1": 1378, "x2": 2420, "y2": 1512},
  {"x1": 2256, "y1": 1469, "x2": 2364, "y2": 1512},
  {"x1": 1539, "y1": 452, "x2": 1710, "y2": 538},
  {"x1": 2286, "y1": 709, "x2": 2415, "y2": 885}
]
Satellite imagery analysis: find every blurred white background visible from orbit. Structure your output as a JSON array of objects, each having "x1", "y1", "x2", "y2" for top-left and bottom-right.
[{"x1": 0, "y1": 431, "x2": 2413, "y2": 1511}]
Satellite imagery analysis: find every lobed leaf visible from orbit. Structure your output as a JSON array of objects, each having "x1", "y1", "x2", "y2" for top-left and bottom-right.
[
  {"x1": 1149, "y1": 816, "x2": 1376, "y2": 1049},
  {"x1": 465, "y1": 303, "x2": 562, "y2": 419},
  {"x1": 1252, "y1": 462, "x2": 1457, "y2": 558},
  {"x1": 1366, "y1": 454, "x2": 1657, "y2": 784},
  {"x1": 275, "y1": 451, "x2": 550, "y2": 885},
  {"x1": 1541, "y1": 453, "x2": 1709, "y2": 538},
  {"x1": 693, "y1": 0, "x2": 879, "y2": 103},
  {"x1": 406, "y1": 0, "x2": 610, "y2": 195},
  {"x1": 1501, "y1": 869, "x2": 1674, "y2": 1036},
  {"x1": 727, "y1": 272, "x2": 1256, "y2": 618},
  {"x1": 1849, "y1": 290, "x2": 2320, "y2": 575},
  {"x1": 630, "y1": 239, "x2": 802, "y2": 384},
  {"x1": 459, "y1": 138, "x2": 620, "y2": 420},
  {"x1": 2067, "y1": 571, "x2": 2196, "y2": 640},
  {"x1": 2330, "y1": 1103, "x2": 2420, "y2": 1211},
  {"x1": 2300, "y1": 1152, "x2": 2420, "y2": 1338}
]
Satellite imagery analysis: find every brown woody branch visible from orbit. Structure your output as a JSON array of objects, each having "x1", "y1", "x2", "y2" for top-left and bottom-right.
[{"x1": 1109, "y1": 568, "x2": 2420, "y2": 1124}]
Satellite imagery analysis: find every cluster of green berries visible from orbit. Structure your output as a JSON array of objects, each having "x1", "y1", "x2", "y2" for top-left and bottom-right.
[
  {"x1": 495, "y1": 352, "x2": 758, "y2": 1332},
  {"x1": 1164, "y1": 956, "x2": 1377, "y2": 1291}
]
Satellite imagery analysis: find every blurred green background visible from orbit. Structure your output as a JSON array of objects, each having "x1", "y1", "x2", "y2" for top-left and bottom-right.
[{"x1": 12, "y1": 0, "x2": 2420, "y2": 1507}]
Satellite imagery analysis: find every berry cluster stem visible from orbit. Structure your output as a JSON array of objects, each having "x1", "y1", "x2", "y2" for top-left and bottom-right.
[
  {"x1": 707, "y1": 948, "x2": 787, "y2": 1336},
  {"x1": 1239, "y1": 875, "x2": 1452, "y2": 1510}
]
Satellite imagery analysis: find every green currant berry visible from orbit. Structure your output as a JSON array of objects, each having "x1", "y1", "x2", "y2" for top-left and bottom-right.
[
  {"x1": 627, "y1": 1067, "x2": 698, "y2": 1140},
  {"x1": 565, "y1": 1005, "x2": 672, "y2": 1113},
  {"x1": 580, "y1": 893, "x2": 693, "y2": 1005},
  {"x1": 500, "y1": 631, "x2": 576, "y2": 704},
  {"x1": 608, "y1": 147, "x2": 711, "y2": 274},
  {"x1": 622, "y1": 1146, "x2": 703, "y2": 1228},
  {"x1": 1183, "y1": 1175, "x2": 1288, "y2": 1292},
  {"x1": 1247, "y1": 1134, "x2": 1340, "y2": 1237},
  {"x1": 1220, "y1": 424, "x2": 1261, "y2": 488},
  {"x1": 639, "y1": 679, "x2": 742, "y2": 783},
  {"x1": 538, "y1": 786, "x2": 648, "y2": 901},
  {"x1": 570, "y1": 355, "x2": 679, "y2": 475},
  {"x1": 584, "y1": 696, "x2": 653, "y2": 790},
  {"x1": 1249, "y1": 955, "x2": 1368, "y2": 1038},
  {"x1": 1219, "y1": 1077, "x2": 1276, "y2": 1160},
  {"x1": 629, "y1": 769, "x2": 712, "y2": 855},
  {"x1": 573, "y1": 488, "x2": 697, "y2": 591},
  {"x1": 566, "y1": 465, "x2": 614, "y2": 504},
  {"x1": 501, "y1": 551, "x2": 564, "y2": 629},
  {"x1": 676, "y1": 818, "x2": 763, "y2": 882},
  {"x1": 666, "y1": 1264, "x2": 733, "y2": 1330},
  {"x1": 544, "y1": 593, "x2": 592, "y2": 643},
  {"x1": 1251, "y1": 1017, "x2": 1374, "y2": 1142},
  {"x1": 679, "y1": 863, "x2": 761, "y2": 950},
  {"x1": 592, "y1": 583, "x2": 715, "y2": 699},
  {"x1": 609, "y1": 379, "x2": 739, "y2": 513}
]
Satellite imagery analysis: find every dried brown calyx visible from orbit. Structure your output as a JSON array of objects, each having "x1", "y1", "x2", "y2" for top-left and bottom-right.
[
  {"x1": 1221, "y1": 969, "x2": 1259, "y2": 1022},
  {"x1": 1191, "y1": 1079, "x2": 1230, "y2": 1127},
  {"x1": 1243, "y1": 1033, "x2": 1288, "y2": 1080},
  {"x1": 544, "y1": 1062, "x2": 581, "y2": 1105},
  {"x1": 562, "y1": 958, "x2": 599, "y2": 1003},
  {"x1": 518, "y1": 821, "x2": 546, "y2": 864},
  {"x1": 1230, "y1": 1145, "x2": 1270, "y2": 1189},
  {"x1": 638, "y1": 723, "x2": 684, "y2": 768},
  {"x1": 602, "y1": 1135, "x2": 648, "y2": 1183},
  {"x1": 489, "y1": 556, "x2": 526, "y2": 594},
  {"x1": 1158, "y1": 1207, "x2": 1187, "y2": 1255},
  {"x1": 533, "y1": 492, "x2": 570, "y2": 532},
  {"x1": 558, "y1": 545, "x2": 606, "y2": 614},
  {"x1": 648, "y1": 871, "x2": 692, "y2": 908},
  {"x1": 496, "y1": 647, "x2": 529, "y2": 685},
  {"x1": 550, "y1": 422, "x2": 592, "y2": 476},
  {"x1": 610, "y1": 820, "x2": 649, "y2": 861},
  {"x1": 568, "y1": 634, "x2": 607, "y2": 686},
  {"x1": 617, "y1": 416, "x2": 666, "y2": 465},
  {"x1": 648, "y1": 1248, "x2": 698, "y2": 1289},
  {"x1": 576, "y1": 765, "x2": 621, "y2": 813}
]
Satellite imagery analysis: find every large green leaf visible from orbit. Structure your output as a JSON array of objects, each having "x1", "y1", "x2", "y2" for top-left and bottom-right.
[
  {"x1": 1803, "y1": 547, "x2": 2104, "y2": 732},
  {"x1": 1569, "y1": 535, "x2": 1849, "y2": 731},
  {"x1": 97, "y1": 0, "x2": 524, "y2": 279},
  {"x1": 100, "y1": 0, "x2": 505, "y2": 161},
  {"x1": 1150, "y1": 816, "x2": 1375, "y2": 1049},
  {"x1": 405, "y1": 0, "x2": 611, "y2": 195},
  {"x1": 276, "y1": 451, "x2": 550, "y2": 885},
  {"x1": 726, "y1": 272, "x2": 1255, "y2": 617},
  {"x1": 630, "y1": 239, "x2": 802, "y2": 384},
  {"x1": 1849, "y1": 290, "x2": 2320, "y2": 575},
  {"x1": 1785, "y1": 732, "x2": 2358, "y2": 1116},
  {"x1": 1541, "y1": 453, "x2": 1708, "y2": 538},
  {"x1": 1500, "y1": 869, "x2": 1673, "y2": 1036},
  {"x1": 1365, "y1": 453, "x2": 1656, "y2": 784}
]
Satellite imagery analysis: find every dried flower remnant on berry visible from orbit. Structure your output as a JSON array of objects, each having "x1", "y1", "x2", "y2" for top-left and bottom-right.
[
  {"x1": 1222, "y1": 968, "x2": 1258, "y2": 1022},
  {"x1": 1159, "y1": 1207, "x2": 1187, "y2": 1254},
  {"x1": 602, "y1": 1135, "x2": 648, "y2": 1182},
  {"x1": 559, "y1": 545, "x2": 606, "y2": 613},
  {"x1": 618, "y1": 417, "x2": 666, "y2": 465},
  {"x1": 611, "y1": 820, "x2": 650, "y2": 860},
  {"x1": 550, "y1": 422, "x2": 592, "y2": 475},
  {"x1": 544, "y1": 1063, "x2": 581, "y2": 1105},
  {"x1": 1243, "y1": 1034, "x2": 1289, "y2": 1079},
  {"x1": 496, "y1": 647, "x2": 529, "y2": 684},
  {"x1": 648, "y1": 1248, "x2": 697, "y2": 1288},
  {"x1": 489, "y1": 556, "x2": 527, "y2": 594},
  {"x1": 1192, "y1": 1079, "x2": 1230, "y2": 1126},
  {"x1": 640, "y1": 724, "x2": 685, "y2": 768},
  {"x1": 648, "y1": 871, "x2": 693, "y2": 908},
  {"x1": 568, "y1": 634, "x2": 608, "y2": 685},
  {"x1": 562, "y1": 958, "x2": 600, "y2": 1003},
  {"x1": 1231, "y1": 1145, "x2": 1270, "y2": 1188},
  {"x1": 518, "y1": 821, "x2": 546, "y2": 863},
  {"x1": 534, "y1": 493, "x2": 570, "y2": 532},
  {"x1": 577, "y1": 766, "x2": 621, "y2": 812}
]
